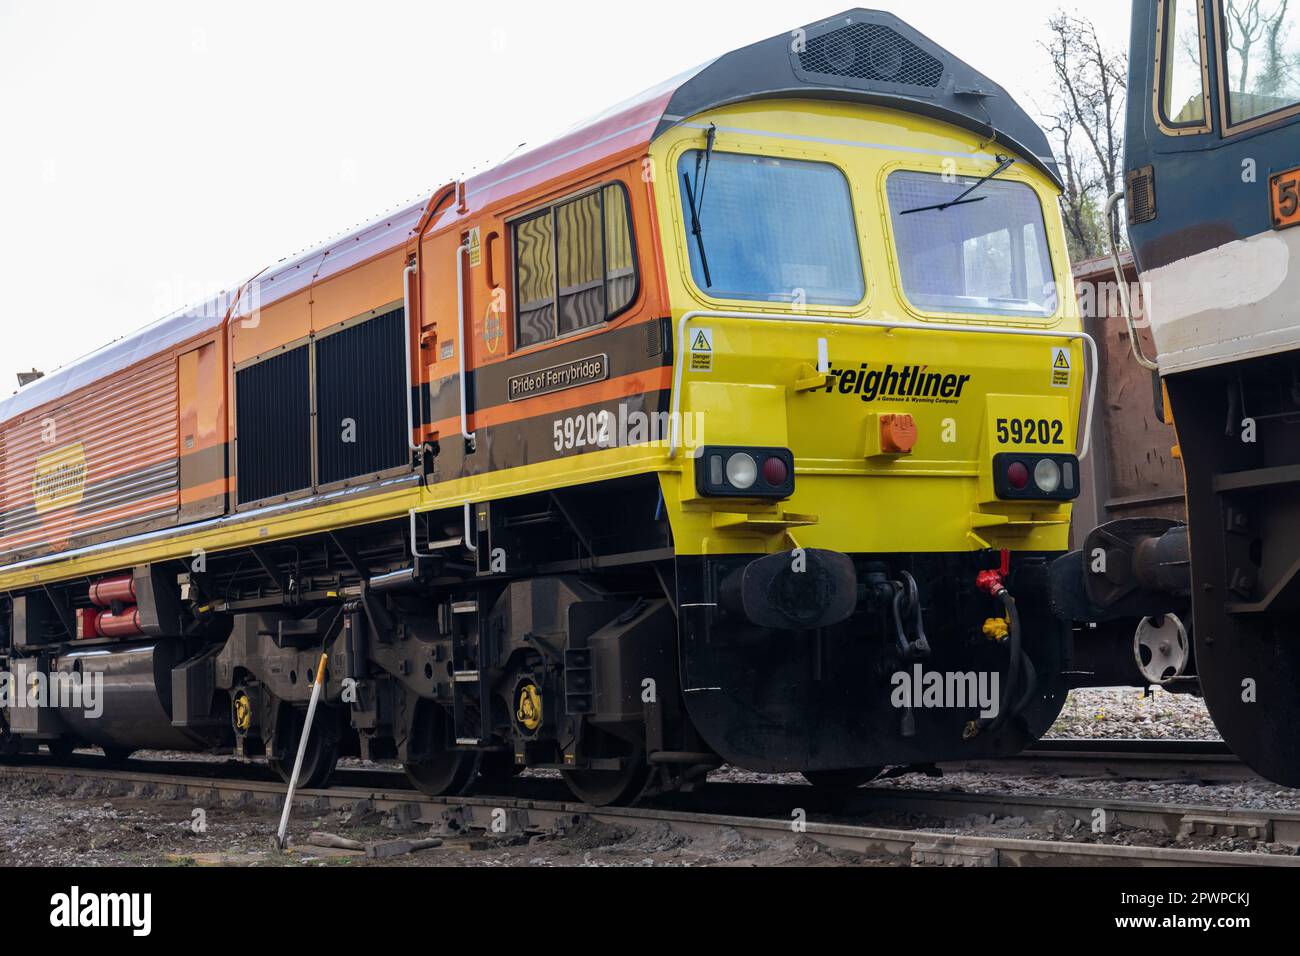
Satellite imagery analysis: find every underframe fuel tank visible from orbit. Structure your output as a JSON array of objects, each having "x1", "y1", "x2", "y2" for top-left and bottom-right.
[{"x1": 52, "y1": 641, "x2": 210, "y2": 752}]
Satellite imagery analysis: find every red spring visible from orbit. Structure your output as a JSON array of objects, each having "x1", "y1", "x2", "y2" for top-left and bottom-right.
[
  {"x1": 95, "y1": 606, "x2": 143, "y2": 638},
  {"x1": 89, "y1": 575, "x2": 136, "y2": 608}
]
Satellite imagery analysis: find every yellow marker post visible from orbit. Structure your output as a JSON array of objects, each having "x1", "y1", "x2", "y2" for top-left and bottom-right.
[{"x1": 273, "y1": 652, "x2": 330, "y2": 851}]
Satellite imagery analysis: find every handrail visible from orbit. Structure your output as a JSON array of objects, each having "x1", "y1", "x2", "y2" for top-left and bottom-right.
[
  {"x1": 408, "y1": 501, "x2": 477, "y2": 559},
  {"x1": 402, "y1": 261, "x2": 424, "y2": 452},
  {"x1": 1106, "y1": 190, "x2": 1159, "y2": 371},
  {"x1": 406, "y1": 240, "x2": 479, "y2": 562},
  {"x1": 461, "y1": 501, "x2": 478, "y2": 554},
  {"x1": 456, "y1": 241, "x2": 477, "y2": 452},
  {"x1": 668, "y1": 310, "x2": 1101, "y2": 460}
]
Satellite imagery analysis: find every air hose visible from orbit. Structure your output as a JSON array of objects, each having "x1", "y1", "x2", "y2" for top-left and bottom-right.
[{"x1": 973, "y1": 564, "x2": 1038, "y2": 736}]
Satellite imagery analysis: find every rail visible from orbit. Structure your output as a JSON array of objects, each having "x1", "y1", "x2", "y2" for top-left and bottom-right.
[{"x1": 3, "y1": 757, "x2": 1295, "y2": 867}]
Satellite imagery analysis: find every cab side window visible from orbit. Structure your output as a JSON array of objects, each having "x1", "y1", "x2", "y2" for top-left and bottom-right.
[
  {"x1": 513, "y1": 183, "x2": 637, "y2": 348},
  {"x1": 1220, "y1": 0, "x2": 1300, "y2": 127},
  {"x1": 1159, "y1": 0, "x2": 1209, "y2": 130}
]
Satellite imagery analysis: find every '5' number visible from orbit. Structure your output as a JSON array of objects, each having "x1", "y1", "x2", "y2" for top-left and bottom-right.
[{"x1": 1279, "y1": 177, "x2": 1299, "y2": 219}]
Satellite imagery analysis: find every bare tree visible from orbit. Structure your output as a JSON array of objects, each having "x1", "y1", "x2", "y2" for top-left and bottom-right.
[
  {"x1": 1223, "y1": 0, "x2": 1300, "y2": 89},
  {"x1": 1041, "y1": 12, "x2": 1128, "y2": 260},
  {"x1": 1226, "y1": 0, "x2": 1270, "y2": 90},
  {"x1": 1262, "y1": 0, "x2": 1293, "y2": 91},
  {"x1": 1043, "y1": 112, "x2": 1103, "y2": 258}
]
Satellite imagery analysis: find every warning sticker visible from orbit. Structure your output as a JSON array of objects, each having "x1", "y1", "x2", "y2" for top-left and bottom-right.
[
  {"x1": 467, "y1": 227, "x2": 482, "y2": 268},
  {"x1": 689, "y1": 328, "x2": 713, "y2": 372},
  {"x1": 1050, "y1": 347, "x2": 1071, "y2": 388}
]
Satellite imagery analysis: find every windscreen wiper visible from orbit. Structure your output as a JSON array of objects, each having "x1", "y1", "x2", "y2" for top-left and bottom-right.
[
  {"x1": 683, "y1": 123, "x2": 717, "y2": 287},
  {"x1": 900, "y1": 155, "x2": 1016, "y2": 216}
]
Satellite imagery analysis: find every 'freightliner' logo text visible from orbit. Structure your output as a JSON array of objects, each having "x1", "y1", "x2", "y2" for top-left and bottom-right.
[{"x1": 820, "y1": 364, "x2": 972, "y2": 404}]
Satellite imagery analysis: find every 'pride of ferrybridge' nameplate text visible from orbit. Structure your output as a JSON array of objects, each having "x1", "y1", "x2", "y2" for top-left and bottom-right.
[{"x1": 508, "y1": 354, "x2": 609, "y2": 401}]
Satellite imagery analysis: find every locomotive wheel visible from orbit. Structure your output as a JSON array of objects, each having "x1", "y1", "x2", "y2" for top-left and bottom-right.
[
  {"x1": 475, "y1": 750, "x2": 522, "y2": 791},
  {"x1": 801, "y1": 767, "x2": 883, "y2": 790},
  {"x1": 268, "y1": 705, "x2": 339, "y2": 790},
  {"x1": 45, "y1": 738, "x2": 76, "y2": 759},
  {"x1": 0, "y1": 716, "x2": 19, "y2": 759},
  {"x1": 402, "y1": 703, "x2": 480, "y2": 797},
  {"x1": 561, "y1": 730, "x2": 651, "y2": 806},
  {"x1": 406, "y1": 754, "x2": 481, "y2": 796},
  {"x1": 101, "y1": 746, "x2": 135, "y2": 765}
]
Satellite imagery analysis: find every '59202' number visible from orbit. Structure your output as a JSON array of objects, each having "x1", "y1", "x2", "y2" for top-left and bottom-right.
[
  {"x1": 996, "y1": 417, "x2": 1065, "y2": 446},
  {"x1": 553, "y1": 411, "x2": 613, "y2": 451}
]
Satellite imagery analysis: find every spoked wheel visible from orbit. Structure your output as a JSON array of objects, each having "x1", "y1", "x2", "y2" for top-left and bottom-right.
[
  {"x1": 268, "y1": 704, "x2": 339, "y2": 790},
  {"x1": 101, "y1": 746, "x2": 135, "y2": 765},
  {"x1": 561, "y1": 729, "x2": 651, "y2": 806},
  {"x1": 801, "y1": 767, "x2": 883, "y2": 790},
  {"x1": 402, "y1": 703, "x2": 480, "y2": 797}
]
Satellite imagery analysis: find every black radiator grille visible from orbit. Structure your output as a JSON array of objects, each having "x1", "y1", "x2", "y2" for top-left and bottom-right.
[
  {"x1": 236, "y1": 345, "x2": 311, "y2": 505},
  {"x1": 315, "y1": 308, "x2": 409, "y2": 486},
  {"x1": 799, "y1": 23, "x2": 944, "y2": 88}
]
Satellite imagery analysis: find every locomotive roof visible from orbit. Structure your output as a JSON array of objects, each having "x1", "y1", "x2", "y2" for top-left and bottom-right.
[{"x1": 2, "y1": 8, "x2": 1056, "y2": 426}]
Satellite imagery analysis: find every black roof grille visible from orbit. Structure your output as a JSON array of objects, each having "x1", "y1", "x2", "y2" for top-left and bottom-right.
[{"x1": 799, "y1": 23, "x2": 944, "y2": 88}]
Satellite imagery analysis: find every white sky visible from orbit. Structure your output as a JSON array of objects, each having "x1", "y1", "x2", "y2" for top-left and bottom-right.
[{"x1": 0, "y1": 0, "x2": 1132, "y2": 386}]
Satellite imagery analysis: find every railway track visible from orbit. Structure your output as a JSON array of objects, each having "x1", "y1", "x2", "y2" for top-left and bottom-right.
[
  {"x1": 1, "y1": 749, "x2": 1296, "y2": 867},
  {"x1": 942, "y1": 738, "x2": 1253, "y2": 782}
]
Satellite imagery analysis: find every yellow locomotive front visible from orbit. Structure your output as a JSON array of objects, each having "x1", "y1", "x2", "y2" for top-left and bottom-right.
[{"x1": 648, "y1": 57, "x2": 1090, "y2": 777}]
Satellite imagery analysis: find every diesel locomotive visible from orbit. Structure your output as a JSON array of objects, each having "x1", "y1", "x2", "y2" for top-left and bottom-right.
[
  {"x1": 1056, "y1": 0, "x2": 1300, "y2": 789},
  {"x1": 0, "y1": 9, "x2": 1098, "y2": 804}
]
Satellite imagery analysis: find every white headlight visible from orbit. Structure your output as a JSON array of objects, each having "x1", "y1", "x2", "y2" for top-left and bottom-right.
[
  {"x1": 1034, "y1": 458, "x2": 1062, "y2": 494},
  {"x1": 726, "y1": 453, "x2": 758, "y2": 489}
]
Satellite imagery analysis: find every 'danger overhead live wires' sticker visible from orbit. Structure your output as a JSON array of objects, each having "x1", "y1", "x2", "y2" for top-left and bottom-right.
[
  {"x1": 690, "y1": 328, "x2": 713, "y2": 372},
  {"x1": 1050, "y1": 346, "x2": 1071, "y2": 388}
]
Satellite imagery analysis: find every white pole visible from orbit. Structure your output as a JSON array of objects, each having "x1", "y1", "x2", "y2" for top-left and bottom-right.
[{"x1": 273, "y1": 652, "x2": 329, "y2": 851}]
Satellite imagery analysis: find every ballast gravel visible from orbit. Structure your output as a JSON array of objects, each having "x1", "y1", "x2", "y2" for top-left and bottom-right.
[
  {"x1": 1045, "y1": 687, "x2": 1220, "y2": 741},
  {"x1": 0, "y1": 686, "x2": 1291, "y2": 866}
]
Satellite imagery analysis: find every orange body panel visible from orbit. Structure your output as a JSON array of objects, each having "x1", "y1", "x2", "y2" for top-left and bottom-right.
[
  {"x1": 232, "y1": 288, "x2": 313, "y2": 365},
  {"x1": 0, "y1": 76, "x2": 673, "y2": 572},
  {"x1": 310, "y1": 249, "x2": 406, "y2": 332},
  {"x1": 0, "y1": 330, "x2": 226, "y2": 561}
]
